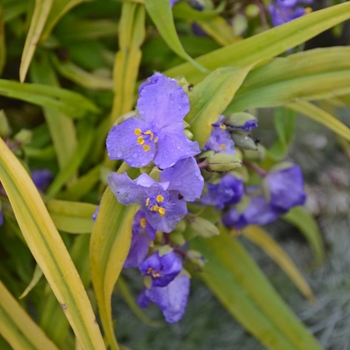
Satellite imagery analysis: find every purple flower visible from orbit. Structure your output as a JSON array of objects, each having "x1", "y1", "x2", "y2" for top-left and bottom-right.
[
  {"x1": 203, "y1": 116, "x2": 235, "y2": 154},
  {"x1": 108, "y1": 157, "x2": 204, "y2": 232},
  {"x1": 0, "y1": 210, "x2": 3, "y2": 226},
  {"x1": 106, "y1": 73, "x2": 200, "y2": 169},
  {"x1": 170, "y1": 0, "x2": 179, "y2": 7},
  {"x1": 124, "y1": 210, "x2": 156, "y2": 268},
  {"x1": 138, "y1": 275, "x2": 190, "y2": 323},
  {"x1": 265, "y1": 164, "x2": 306, "y2": 212},
  {"x1": 31, "y1": 169, "x2": 53, "y2": 191},
  {"x1": 92, "y1": 206, "x2": 99, "y2": 221},
  {"x1": 222, "y1": 196, "x2": 282, "y2": 229},
  {"x1": 139, "y1": 251, "x2": 182, "y2": 287},
  {"x1": 229, "y1": 119, "x2": 258, "y2": 131},
  {"x1": 201, "y1": 174, "x2": 244, "y2": 209}
]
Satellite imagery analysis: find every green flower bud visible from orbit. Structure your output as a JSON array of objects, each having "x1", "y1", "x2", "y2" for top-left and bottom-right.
[
  {"x1": 0, "y1": 111, "x2": 11, "y2": 138},
  {"x1": 187, "y1": 216, "x2": 220, "y2": 239},
  {"x1": 243, "y1": 144, "x2": 266, "y2": 162},
  {"x1": 206, "y1": 153, "x2": 242, "y2": 171},
  {"x1": 185, "y1": 250, "x2": 205, "y2": 273},
  {"x1": 14, "y1": 129, "x2": 32, "y2": 145},
  {"x1": 231, "y1": 132, "x2": 258, "y2": 150},
  {"x1": 224, "y1": 112, "x2": 257, "y2": 130},
  {"x1": 183, "y1": 128, "x2": 194, "y2": 140},
  {"x1": 168, "y1": 231, "x2": 186, "y2": 246},
  {"x1": 245, "y1": 4, "x2": 260, "y2": 18}
]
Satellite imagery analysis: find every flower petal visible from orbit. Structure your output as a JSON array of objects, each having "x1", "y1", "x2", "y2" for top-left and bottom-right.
[
  {"x1": 124, "y1": 232, "x2": 149, "y2": 268},
  {"x1": 161, "y1": 157, "x2": 204, "y2": 202},
  {"x1": 155, "y1": 124, "x2": 200, "y2": 169},
  {"x1": 106, "y1": 118, "x2": 156, "y2": 168},
  {"x1": 137, "y1": 73, "x2": 190, "y2": 129}
]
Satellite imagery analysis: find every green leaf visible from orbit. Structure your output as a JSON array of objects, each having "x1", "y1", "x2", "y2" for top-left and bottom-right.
[
  {"x1": 164, "y1": 2, "x2": 350, "y2": 83},
  {"x1": 19, "y1": 265, "x2": 43, "y2": 299},
  {"x1": 286, "y1": 101, "x2": 350, "y2": 142},
  {"x1": 186, "y1": 66, "x2": 254, "y2": 147},
  {"x1": 191, "y1": 230, "x2": 322, "y2": 350},
  {"x1": 283, "y1": 207, "x2": 325, "y2": 265},
  {"x1": 243, "y1": 226, "x2": 315, "y2": 301},
  {"x1": 90, "y1": 166, "x2": 139, "y2": 350},
  {"x1": 144, "y1": 0, "x2": 207, "y2": 73},
  {"x1": 20, "y1": 0, "x2": 53, "y2": 82},
  {"x1": 0, "y1": 79, "x2": 99, "y2": 119},
  {"x1": 0, "y1": 138, "x2": 106, "y2": 350},
  {"x1": 0, "y1": 4, "x2": 6, "y2": 75},
  {"x1": 0, "y1": 280, "x2": 59, "y2": 350},
  {"x1": 47, "y1": 200, "x2": 97, "y2": 234}
]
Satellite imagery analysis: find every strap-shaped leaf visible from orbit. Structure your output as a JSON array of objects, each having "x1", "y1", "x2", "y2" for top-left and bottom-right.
[
  {"x1": 243, "y1": 226, "x2": 315, "y2": 301},
  {"x1": 286, "y1": 101, "x2": 350, "y2": 142},
  {"x1": 164, "y1": 2, "x2": 350, "y2": 83},
  {"x1": 186, "y1": 65, "x2": 254, "y2": 148},
  {"x1": 144, "y1": 0, "x2": 207, "y2": 73},
  {"x1": 0, "y1": 79, "x2": 99, "y2": 119},
  {"x1": 90, "y1": 167, "x2": 139, "y2": 350},
  {"x1": 191, "y1": 231, "x2": 322, "y2": 350},
  {"x1": 0, "y1": 138, "x2": 106, "y2": 350},
  {"x1": 0, "y1": 280, "x2": 59, "y2": 350},
  {"x1": 19, "y1": 0, "x2": 53, "y2": 82},
  {"x1": 283, "y1": 207, "x2": 324, "y2": 265},
  {"x1": 47, "y1": 200, "x2": 97, "y2": 234}
]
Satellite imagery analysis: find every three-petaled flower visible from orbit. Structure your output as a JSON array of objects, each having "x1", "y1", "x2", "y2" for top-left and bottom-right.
[{"x1": 106, "y1": 73, "x2": 200, "y2": 169}]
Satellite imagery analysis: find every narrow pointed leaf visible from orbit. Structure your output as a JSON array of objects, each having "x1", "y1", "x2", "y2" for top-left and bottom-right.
[
  {"x1": 0, "y1": 280, "x2": 59, "y2": 350},
  {"x1": 186, "y1": 66, "x2": 254, "y2": 147},
  {"x1": 19, "y1": 265, "x2": 43, "y2": 299},
  {"x1": 164, "y1": 2, "x2": 350, "y2": 83},
  {"x1": 144, "y1": 0, "x2": 207, "y2": 73},
  {"x1": 191, "y1": 230, "x2": 322, "y2": 350},
  {"x1": 0, "y1": 138, "x2": 106, "y2": 350},
  {"x1": 243, "y1": 226, "x2": 315, "y2": 301}
]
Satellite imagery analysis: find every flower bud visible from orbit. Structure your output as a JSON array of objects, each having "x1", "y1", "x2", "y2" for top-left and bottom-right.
[
  {"x1": 243, "y1": 144, "x2": 266, "y2": 162},
  {"x1": 186, "y1": 250, "x2": 205, "y2": 272},
  {"x1": 14, "y1": 129, "x2": 32, "y2": 145},
  {"x1": 168, "y1": 231, "x2": 186, "y2": 246},
  {"x1": 224, "y1": 112, "x2": 258, "y2": 131},
  {"x1": 206, "y1": 153, "x2": 242, "y2": 171},
  {"x1": 187, "y1": 216, "x2": 220, "y2": 239},
  {"x1": 231, "y1": 132, "x2": 258, "y2": 150}
]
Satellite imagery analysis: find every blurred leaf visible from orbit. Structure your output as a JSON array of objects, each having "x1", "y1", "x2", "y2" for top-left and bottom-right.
[
  {"x1": 47, "y1": 200, "x2": 97, "y2": 234},
  {"x1": 0, "y1": 280, "x2": 59, "y2": 350},
  {"x1": 3, "y1": 1, "x2": 27, "y2": 23},
  {"x1": 0, "y1": 4, "x2": 6, "y2": 75},
  {"x1": 286, "y1": 101, "x2": 350, "y2": 142},
  {"x1": 19, "y1": 265, "x2": 43, "y2": 299},
  {"x1": 267, "y1": 107, "x2": 295, "y2": 161},
  {"x1": 117, "y1": 276, "x2": 162, "y2": 328},
  {"x1": 0, "y1": 79, "x2": 99, "y2": 119},
  {"x1": 20, "y1": 0, "x2": 53, "y2": 82},
  {"x1": 243, "y1": 225, "x2": 315, "y2": 301},
  {"x1": 52, "y1": 55, "x2": 114, "y2": 90},
  {"x1": 172, "y1": 2, "x2": 224, "y2": 21},
  {"x1": 90, "y1": 169, "x2": 138, "y2": 350},
  {"x1": 30, "y1": 52, "x2": 78, "y2": 173},
  {"x1": 225, "y1": 47, "x2": 350, "y2": 113},
  {"x1": 164, "y1": 2, "x2": 350, "y2": 83},
  {"x1": 144, "y1": 0, "x2": 207, "y2": 73},
  {"x1": 46, "y1": 121, "x2": 94, "y2": 199},
  {"x1": 283, "y1": 207, "x2": 325, "y2": 265},
  {"x1": 191, "y1": 230, "x2": 322, "y2": 350},
  {"x1": 0, "y1": 138, "x2": 106, "y2": 350},
  {"x1": 41, "y1": 0, "x2": 93, "y2": 40},
  {"x1": 111, "y1": 1, "x2": 145, "y2": 124},
  {"x1": 186, "y1": 66, "x2": 254, "y2": 148}
]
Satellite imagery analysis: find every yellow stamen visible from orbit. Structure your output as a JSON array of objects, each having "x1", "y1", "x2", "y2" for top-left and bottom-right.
[
  {"x1": 154, "y1": 137, "x2": 159, "y2": 143},
  {"x1": 143, "y1": 144, "x2": 151, "y2": 152},
  {"x1": 137, "y1": 136, "x2": 145, "y2": 145},
  {"x1": 220, "y1": 144, "x2": 226, "y2": 149},
  {"x1": 151, "y1": 205, "x2": 159, "y2": 212},
  {"x1": 144, "y1": 130, "x2": 154, "y2": 141},
  {"x1": 152, "y1": 272, "x2": 161, "y2": 278},
  {"x1": 158, "y1": 207, "x2": 166, "y2": 217},
  {"x1": 147, "y1": 267, "x2": 153, "y2": 274},
  {"x1": 305, "y1": 7, "x2": 312, "y2": 14},
  {"x1": 156, "y1": 194, "x2": 164, "y2": 203},
  {"x1": 219, "y1": 125, "x2": 227, "y2": 130},
  {"x1": 134, "y1": 128, "x2": 142, "y2": 136},
  {"x1": 140, "y1": 218, "x2": 147, "y2": 228},
  {"x1": 146, "y1": 198, "x2": 150, "y2": 206}
]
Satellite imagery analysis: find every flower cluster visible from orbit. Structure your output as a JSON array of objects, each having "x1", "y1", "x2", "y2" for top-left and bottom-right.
[
  {"x1": 268, "y1": 0, "x2": 313, "y2": 27},
  {"x1": 106, "y1": 72, "x2": 307, "y2": 323}
]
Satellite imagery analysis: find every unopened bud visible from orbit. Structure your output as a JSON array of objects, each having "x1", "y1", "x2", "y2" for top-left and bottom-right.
[
  {"x1": 157, "y1": 244, "x2": 173, "y2": 256},
  {"x1": 185, "y1": 250, "x2": 206, "y2": 272},
  {"x1": 0, "y1": 111, "x2": 11, "y2": 138},
  {"x1": 224, "y1": 112, "x2": 258, "y2": 131},
  {"x1": 245, "y1": 4, "x2": 260, "y2": 18},
  {"x1": 231, "y1": 132, "x2": 258, "y2": 150},
  {"x1": 14, "y1": 129, "x2": 32, "y2": 145},
  {"x1": 243, "y1": 144, "x2": 266, "y2": 162},
  {"x1": 206, "y1": 153, "x2": 242, "y2": 171},
  {"x1": 184, "y1": 128, "x2": 194, "y2": 140},
  {"x1": 188, "y1": 216, "x2": 220, "y2": 238},
  {"x1": 168, "y1": 231, "x2": 186, "y2": 246}
]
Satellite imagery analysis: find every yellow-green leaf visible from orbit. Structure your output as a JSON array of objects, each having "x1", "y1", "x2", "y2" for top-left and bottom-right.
[
  {"x1": 0, "y1": 280, "x2": 59, "y2": 350},
  {"x1": 243, "y1": 225, "x2": 315, "y2": 301},
  {"x1": 20, "y1": 0, "x2": 53, "y2": 82},
  {"x1": 0, "y1": 138, "x2": 106, "y2": 350},
  {"x1": 19, "y1": 265, "x2": 43, "y2": 299},
  {"x1": 186, "y1": 66, "x2": 254, "y2": 147}
]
